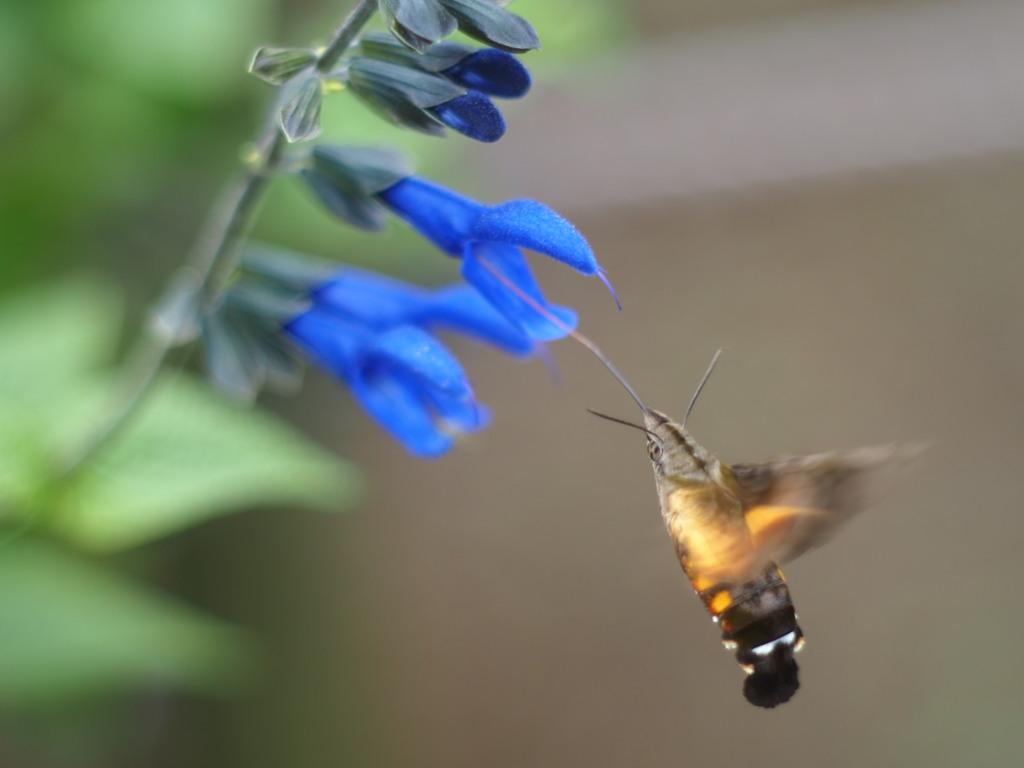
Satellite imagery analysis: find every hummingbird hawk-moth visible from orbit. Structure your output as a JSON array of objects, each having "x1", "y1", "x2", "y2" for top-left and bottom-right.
[
  {"x1": 471, "y1": 257, "x2": 919, "y2": 707},
  {"x1": 587, "y1": 350, "x2": 921, "y2": 708}
]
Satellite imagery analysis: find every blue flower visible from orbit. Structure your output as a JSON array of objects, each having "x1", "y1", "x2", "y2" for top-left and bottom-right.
[
  {"x1": 283, "y1": 267, "x2": 533, "y2": 457},
  {"x1": 428, "y1": 49, "x2": 530, "y2": 143},
  {"x1": 377, "y1": 176, "x2": 614, "y2": 341}
]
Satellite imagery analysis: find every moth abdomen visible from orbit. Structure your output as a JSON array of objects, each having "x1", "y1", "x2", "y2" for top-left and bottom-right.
[
  {"x1": 692, "y1": 568, "x2": 805, "y2": 708},
  {"x1": 738, "y1": 642, "x2": 801, "y2": 709}
]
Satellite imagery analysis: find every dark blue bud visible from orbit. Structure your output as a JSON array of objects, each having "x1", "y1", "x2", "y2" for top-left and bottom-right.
[
  {"x1": 442, "y1": 49, "x2": 530, "y2": 99},
  {"x1": 428, "y1": 91, "x2": 505, "y2": 143}
]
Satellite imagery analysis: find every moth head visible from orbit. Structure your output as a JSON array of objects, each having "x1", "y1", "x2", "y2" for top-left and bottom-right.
[
  {"x1": 642, "y1": 408, "x2": 716, "y2": 478},
  {"x1": 587, "y1": 349, "x2": 725, "y2": 478}
]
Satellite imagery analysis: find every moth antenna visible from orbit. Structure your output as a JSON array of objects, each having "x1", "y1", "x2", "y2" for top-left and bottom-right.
[
  {"x1": 683, "y1": 348, "x2": 724, "y2": 429},
  {"x1": 476, "y1": 258, "x2": 648, "y2": 412},
  {"x1": 587, "y1": 409, "x2": 658, "y2": 439}
]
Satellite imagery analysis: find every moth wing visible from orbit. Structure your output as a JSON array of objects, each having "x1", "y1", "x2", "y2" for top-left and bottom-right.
[{"x1": 732, "y1": 443, "x2": 925, "y2": 565}]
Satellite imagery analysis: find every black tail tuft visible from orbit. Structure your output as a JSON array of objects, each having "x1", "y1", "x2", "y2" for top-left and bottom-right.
[{"x1": 740, "y1": 645, "x2": 800, "y2": 708}]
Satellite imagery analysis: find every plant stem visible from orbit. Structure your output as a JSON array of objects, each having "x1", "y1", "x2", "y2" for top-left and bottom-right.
[
  {"x1": 59, "y1": 0, "x2": 379, "y2": 478},
  {"x1": 319, "y1": 0, "x2": 379, "y2": 72}
]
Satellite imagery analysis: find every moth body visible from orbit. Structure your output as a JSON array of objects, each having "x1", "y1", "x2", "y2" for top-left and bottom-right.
[
  {"x1": 643, "y1": 408, "x2": 804, "y2": 708},
  {"x1": 582, "y1": 349, "x2": 919, "y2": 708},
  {"x1": 466, "y1": 260, "x2": 917, "y2": 707}
]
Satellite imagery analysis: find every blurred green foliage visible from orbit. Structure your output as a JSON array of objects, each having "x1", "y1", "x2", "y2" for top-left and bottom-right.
[
  {"x1": 0, "y1": 536, "x2": 250, "y2": 707},
  {"x1": 0, "y1": 280, "x2": 360, "y2": 709}
]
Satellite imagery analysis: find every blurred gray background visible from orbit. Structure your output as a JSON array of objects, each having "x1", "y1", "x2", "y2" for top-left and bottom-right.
[{"x1": 40, "y1": 0, "x2": 1022, "y2": 765}]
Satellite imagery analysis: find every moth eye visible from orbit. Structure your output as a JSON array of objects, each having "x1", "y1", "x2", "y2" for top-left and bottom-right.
[{"x1": 647, "y1": 441, "x2": 662, "y2": 462}]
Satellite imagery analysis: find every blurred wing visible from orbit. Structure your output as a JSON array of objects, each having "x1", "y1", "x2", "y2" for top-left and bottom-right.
[
  {"x1": 731, "y1": 443, "x2": 925, "y2": 565},
  {"x1": 664, "y1": 486, "x2": 767, "y2": 583}
]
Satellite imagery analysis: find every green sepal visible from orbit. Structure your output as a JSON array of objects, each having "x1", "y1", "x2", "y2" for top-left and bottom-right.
[
  {"x1": 348, "y1": 57, "x2": 464, "y2": 108},
  {"x1": 278, "y1": 71, "x2": 323, "y2": 143},
  {"x1": 312, "y1": 144, "x2": 411, "y2": 194},
  {"x1": 202, "y1": 279, "x2": 310, "y2": 400},
  {"x1": 294, "y1": 145, "x2": 410, "y2": 232},
  {"x1": 379, "y1": 0, "x2": 457, "y2": 53},
  {"x1": 225, "y1": 279, "x2": 310, "y2": 324},
  {"x1": 438, "y1": 0, "x2": 539, "y2": 53},
  {"x1": 200, "y1": 307, "x2": 266, "y2": 402},
  {"x1": 359, "y1": 32, "x2": 472, "y2": 72},
  {"x1": 300, "y1": 168, "x2": 390, "y2": 231},
  {"x1": 249, "y1": 46, "x2": 319, "y2": 85},
  {"x1": 351, "y1": 88, "x2": 444, "y2": 135},
  {"x1": 347, "y1": 57, "x2": 465, "y2": 135},
  {"x1": 244, "y1": 327, "x2": 304, "y2": 394},
  {"x1": 240, "y1": 243, "x2": 337, "y2": 291}
]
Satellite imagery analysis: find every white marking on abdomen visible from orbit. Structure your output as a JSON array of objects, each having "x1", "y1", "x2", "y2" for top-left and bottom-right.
[{"x1": 749, "y1": 630, "x2": 798, "y2": 656}]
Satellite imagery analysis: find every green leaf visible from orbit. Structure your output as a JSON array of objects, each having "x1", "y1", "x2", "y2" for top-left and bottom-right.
[
  {"x1": 0, "y1": 280, "x2": 356, "y2": 541},
  {"x1": 0, "y1": 537, "x2": 251, "y2": 707},
  {"x1": 0, "y1": 280, "x2": 122, "y2": 515},
  {"x1": 0, "y1": 280, "x2": 120, "y2": 400},
  {"x1": 56, "y1": 373, "x2": 362, "y2": 551}
]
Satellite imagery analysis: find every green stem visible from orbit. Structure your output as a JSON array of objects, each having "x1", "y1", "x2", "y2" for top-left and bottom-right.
[
  {"x1": 59, "y1": 0, "x2": 379, "y2": 479},
  {"x1": 319, "y1": 0, "x2": 378, "y2": 73}
]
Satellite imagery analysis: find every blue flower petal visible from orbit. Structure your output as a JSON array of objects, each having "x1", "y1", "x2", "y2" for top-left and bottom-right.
[
  {"x1": 281, "y1": 265, "x2": 517, "y2": 457},
  {"x1": 348, "y1": 370, "x2": 455, "y2": 458},
  {"x1": 442, "y1": 49, "x2": 531, "y2": 99},
  {"x1": 361, "y1": 327, "x2": 485, "y2": 456},
  {"x1": 424, "y1": 385, "x2": 491, "y2": 433},
  {"x1": 283, "y1": 309, "x2": 366, "y2": 379},
  {"x1": 378, "y1": 177, "x2": 484, "y2": 256},
  {"x1": 288, "y1": 319, "x2": 480, "y2": 457},
  {"x1": 469, "y1": 199, "x2": 598, "y2": 275},
  {"x1": 312, "y1": 267, "x2": 535, "y2": 357},
  {"x1": 368, "y1": 325, "x2": 474, "y2": 401},
  {"x1": 461, "y1": 242, "x2": 578, "y2": 341},
  {"x1": 312, "y1": 268, "x2": 427, "y2": 328},
  {"x1": 416, "y1": 284, "x2": 535, "y2": 356},
  {"x1": 428, "y1": 92, "x2": 506, "y2": 143}
]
